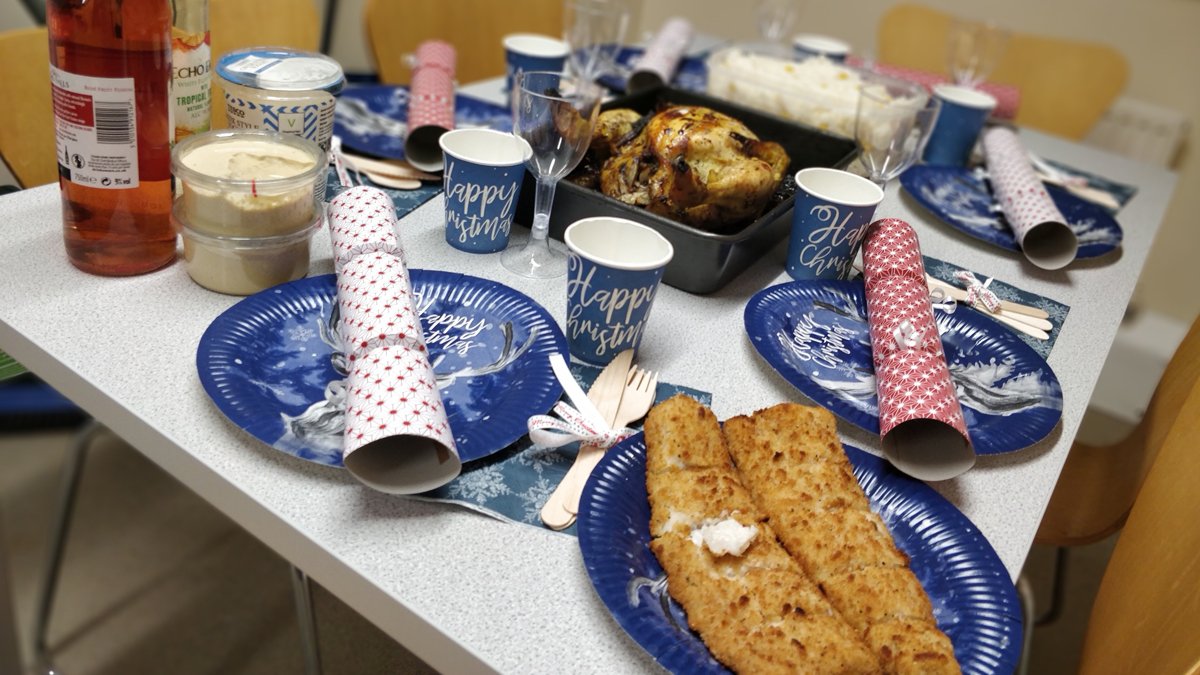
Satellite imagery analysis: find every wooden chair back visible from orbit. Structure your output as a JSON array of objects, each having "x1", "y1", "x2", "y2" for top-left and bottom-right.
[
  {"x1": 0, "y1": 27, "x2": 56, "y2": 188},
  {"x1": 1076, "y1": 315, "x2": 1200, "y2": 674},
  {"x1": 208, "y1": 0, "x2": 321, "y2": 129},
  {"x1": 1036, "y1": 316, "x2": 1200, "y2": 547},
  {"x1": 363, "y1": 0, "x2": 564, "y2": 85},
  {"x1": 0, "y1": 1, "x2": 320, "y2": 188},
  {"x1": 877, "y1": 3, "x2": 1130, "y2": 140}
]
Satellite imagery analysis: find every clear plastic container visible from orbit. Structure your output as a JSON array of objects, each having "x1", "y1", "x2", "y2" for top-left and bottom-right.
[
  {"x1": 174, "y1": 199, "x2": 321, "y2": 295},
  {"x1": 172, "y1": 129, "x2": 326, "y2": 237},
  {"x1": 216, "y1": 47, "x2": 344, "y2": 151},
  {"x1": 705, "y1": 44, "x2": 873, "y2": 139}
]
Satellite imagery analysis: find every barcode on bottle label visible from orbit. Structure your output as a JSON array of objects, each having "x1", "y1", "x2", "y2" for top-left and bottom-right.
[
  {"x1": 50, "y1": 65, "x2": 140, "y2": 189},
  {"x1": 94, "y1": 101, "x2": 134, "y2": 144}
]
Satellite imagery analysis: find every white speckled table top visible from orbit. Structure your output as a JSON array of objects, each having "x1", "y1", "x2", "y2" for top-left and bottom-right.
[{"x1": 0, "y1": 78, "x2": 1177, "y2": 673}]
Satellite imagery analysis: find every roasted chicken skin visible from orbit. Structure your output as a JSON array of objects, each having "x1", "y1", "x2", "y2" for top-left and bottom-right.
[{"x1": 598, "y1": 106, "x2": 790, "y2": 231}]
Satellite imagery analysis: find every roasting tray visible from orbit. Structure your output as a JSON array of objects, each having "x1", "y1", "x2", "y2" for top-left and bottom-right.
[{"x1": 513, "y1": 86, "x2": 857, "y2": 294}]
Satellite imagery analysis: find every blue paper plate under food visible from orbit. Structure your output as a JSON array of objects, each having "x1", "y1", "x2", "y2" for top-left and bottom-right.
[
  {"x1": 900, "y1": 164, "x2": 1123, "y2": 259},
  {"x1": 744, "y1": 280, "x2": 1063, "y2": 455},
  {"x1": 197, "y1": 271, "x2": 567, "y2": 467},
  {"x1": 578, "y1": 433, "x2": 1023, "y2": 675},
  {"x1": 333, "y1": 85, "x2": 512, "y2": 159}
]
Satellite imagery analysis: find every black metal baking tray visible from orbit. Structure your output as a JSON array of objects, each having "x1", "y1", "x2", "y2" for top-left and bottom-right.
[{"x1": 514, "y1": 86, "x2": 857, "y2": 294}]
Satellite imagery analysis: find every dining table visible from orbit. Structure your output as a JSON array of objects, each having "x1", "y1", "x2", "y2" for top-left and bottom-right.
[{"x1": 0, "y1": 72, "x2": 1179, "y2": 674}]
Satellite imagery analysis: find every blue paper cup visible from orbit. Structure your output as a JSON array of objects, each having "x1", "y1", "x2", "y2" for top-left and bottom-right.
[
  {"x1": 564, "y1": 217, "x2": 674, "y2": 366},
  {"x1": 922, "y1": 84, "x2": 997, "y2": 166},
  {"x1": 503, "y1": 34, "x2": 569, "y2": 104},
  {"x1": 438, "y1": 129, "x2": 531, "y2": 254},
  {"x1": 785, "y1": 168, "x2": 885, "y2": 281},
  {"x1": 792, "y1": 33, "x2": 851, "y2": 62}
]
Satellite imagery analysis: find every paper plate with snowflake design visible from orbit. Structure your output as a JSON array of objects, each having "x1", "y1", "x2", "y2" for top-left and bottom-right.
[
  {"x1": 578, "y1": 434, "x2": 1023, "y2": 675},
  {"x1": 197, "y1": 271, "x2": 567, "y2": 467},
  {"x1": 333, "y1": 85, "x2": 512, "y2": 159},
  {"x1": 744, "y1": 280, "x2": 1063, "y2": 454},
  {"x1": 900, "y1": 165, "x2": 1122, "y2": 258}
]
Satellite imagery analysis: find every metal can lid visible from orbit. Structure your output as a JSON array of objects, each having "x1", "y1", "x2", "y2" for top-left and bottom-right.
[{"x1": 216, "y1": 47, "x2": 345, "y2": 94}]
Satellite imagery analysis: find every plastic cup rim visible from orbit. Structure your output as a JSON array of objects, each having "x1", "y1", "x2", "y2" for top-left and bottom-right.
[
  {"x1": 793, "y1": 167, "x2": 885, "y2": 207},
  {"x1": 564, "y1": 217, "x2": 675, "y2": 271}
]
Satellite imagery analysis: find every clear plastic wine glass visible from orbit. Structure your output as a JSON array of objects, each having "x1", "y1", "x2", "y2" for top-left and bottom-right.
[
  {"x1": 501, "y1": 71, "x2": 603, "y2": 279},
  {"x1": 755, "y1": 0, "x2": 803, "y2": 55},
  {"x1": 946, "y1": 18, "x2": 1010, "y2": 88},
  {"x1": 563, "y1": 0, "x2": 631, "y2": 82},
  {"x1": 854, "y1": 74, "x2": 937, "y2": 187}
]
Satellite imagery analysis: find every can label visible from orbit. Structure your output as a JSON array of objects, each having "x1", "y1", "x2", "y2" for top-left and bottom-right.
[
  {"x1": 50, "y1": 65, "x2": 139, "y2": 189},
  {"x1": 224, "y1": 91, "x2": 336, "y2": 152}
]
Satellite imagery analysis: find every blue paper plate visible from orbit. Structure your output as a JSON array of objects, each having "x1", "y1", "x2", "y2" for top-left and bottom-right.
[
  {"x1": 900, "y1": 164, "x2": 1123, "y2": 259},
  {"x1": 744, "y1": 280, "x2": 1063, "y2": 455},
  {"x1": 333, "y1": 85, "x2": 512, "y2": 159},
  {"x1": 578, "y1": 434, "x2": 1023, "y2": 675},
  {"x1": 196, "y1": 271, "x2": 567, "y2": 466},
  {"x1": 597, "y1": 46, "x2": 709, "y2": 93}
]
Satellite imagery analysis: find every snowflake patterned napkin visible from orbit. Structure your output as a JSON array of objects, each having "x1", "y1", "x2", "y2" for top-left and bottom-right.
[
  {"x1": 331, "y1": 185, "x2": 461, "y2": 494},
  {"x1": 413, "y1": 363, "x2": 711, "y2": 536},
  {"x1": 862, "y1": 218, "x2": 975, "y2": 481},
  {"x1": 327, "y1": 186, "x2": 405, "y2": 271},
  {"x1": 983, "y1": 127, "x2": 1079, "y2": 270},
  {"x1": 404, "y1": 40, "x2": 457, "y2": 172}
]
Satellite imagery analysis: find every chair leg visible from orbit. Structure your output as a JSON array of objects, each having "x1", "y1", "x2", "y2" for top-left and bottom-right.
[
  {"x1": 1016, "y1": 572, "x2": 1036, "y2": 675},
  {"x1": 290, "y1": 564, "x2": 323, "y2": 675},
  {"x1": 1034, "y1": 547, "x2": 1068, "y2": 625},
  {"x1": 32, "y1": 419, "x2": 100, "y2": 674},
  {"x1": 0, "y1": 513, "x2": 23, "y2": 675}
]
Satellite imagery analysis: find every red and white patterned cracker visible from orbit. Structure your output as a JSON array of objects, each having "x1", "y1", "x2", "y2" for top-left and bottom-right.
[
  {"x1": 336, "y1": 252, "x2": 424, "y2": 358},
  {"x1": 343, "y1": 344, "x2": 460, "y2": 493},
  {"x1": 982, "y1": 127, "x2": 1065, "y2": 242},
  {"x1": 982, "y1": 127, "x2": 1079, "y2": 269},
  {"x1": 327, "y1": 186, "x2": 403, "y2": 270},
  {"x1": 861, "y1": 218, "x2": 925, "y2": 291},
  {"x1": 408, "y1": 40, "x2": 457, "y2": 133},
  {"x1": 872, "y1": 347, "x2": 966, "y2": 438},
  {"x1": 864, "y1": 274, "x2": 939, "y2": 347},
  {"x1": 861, "y1": 218, "x2": 972, "y2": 455},
  {"x1": 629, "y1": 18, "x2": 693, "y2": 91}
]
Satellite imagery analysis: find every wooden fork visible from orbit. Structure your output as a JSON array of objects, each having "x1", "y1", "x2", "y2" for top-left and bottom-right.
[{"x1": 562, "y1": 367, "x2": 659, "y2": 517}]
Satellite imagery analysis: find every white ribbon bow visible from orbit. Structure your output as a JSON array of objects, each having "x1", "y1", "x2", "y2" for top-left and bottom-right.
[
  {"x1": 527, "y1": 401, "x2": 634, "y2": 449},
  {"x1": 954, "y1": 271, "x2": 1003, "y2": 313},
  {"x1": 891, "y1": 320, "x2": 925, "y2": 351}
]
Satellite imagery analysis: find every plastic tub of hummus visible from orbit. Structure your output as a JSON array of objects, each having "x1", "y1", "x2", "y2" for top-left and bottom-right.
[
  {"x1": 172, "y1": 129, "x2": 326, "y2": 236},
  {"x1": 171, "y1": 129, "x2": 326, "y2": 295},
  {"x1": 173, "y1": 199, "x2": 322, "y2": 295}
]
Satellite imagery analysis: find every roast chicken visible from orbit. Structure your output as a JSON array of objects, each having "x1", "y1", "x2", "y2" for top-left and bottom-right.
[{"x1": 595, "y1": 105, "x2": 790, "y2": 232}]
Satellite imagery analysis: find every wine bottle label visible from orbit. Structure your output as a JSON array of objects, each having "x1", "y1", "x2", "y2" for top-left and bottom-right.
[
  {"x1": 50, "y1": 65, "x2": 140, "y2": 189},
  {"x1": 172, "y1": 30, "x2": 212, "y2": 142}
]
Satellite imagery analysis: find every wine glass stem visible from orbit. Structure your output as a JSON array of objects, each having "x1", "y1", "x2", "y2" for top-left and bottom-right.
[{"x1": 529, "y1": 176, "x2": 559, "y2": 244}]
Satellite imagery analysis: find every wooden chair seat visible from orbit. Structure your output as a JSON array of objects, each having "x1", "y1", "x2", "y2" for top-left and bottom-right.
[{"x1": 363, "y1": 0, "x2": 564, "y2": 85}]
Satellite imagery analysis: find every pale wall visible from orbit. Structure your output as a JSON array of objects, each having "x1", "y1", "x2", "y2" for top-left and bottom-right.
[{"x1": 637, "y1": 0, "x2": 1199, "y2": 324}]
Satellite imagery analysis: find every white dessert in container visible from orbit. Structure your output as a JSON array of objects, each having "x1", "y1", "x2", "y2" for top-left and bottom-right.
[
  {"x1": 171, "y1": 129, "x2": 326, "y2": 294},
  {"x1": 172, "y1": 129, "x2": 326, "y2": 236},
  {"x1": 174, "y1": 200, "x2": 322, "y2": 295},
  {"x1": 706, "y1": 45, "x2": 919, "y2": 139}
]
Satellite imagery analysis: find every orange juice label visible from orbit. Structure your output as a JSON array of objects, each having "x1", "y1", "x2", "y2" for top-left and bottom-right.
[{"x1": 172, "y1": 30, "x2": 211, "y2": 142}]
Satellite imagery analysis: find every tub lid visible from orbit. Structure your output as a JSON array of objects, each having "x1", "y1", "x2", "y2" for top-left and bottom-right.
[{"x1": 217, "y1": 48, "x2": 346, "y2": 95}]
